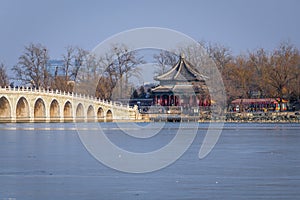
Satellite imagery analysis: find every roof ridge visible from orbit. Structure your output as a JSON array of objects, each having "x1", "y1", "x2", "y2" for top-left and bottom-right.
[
  {"x1": 174, "y1": 57, "x2": 184, "y2": 79},
  {"x1": 155, "y1": 54, "x2": 208, "y2": 81},
  {"x1": 155, "y1": 57, "x2": 180, "y2": 79}
]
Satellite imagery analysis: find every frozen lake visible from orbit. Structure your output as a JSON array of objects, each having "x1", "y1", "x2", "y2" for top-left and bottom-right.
[{"x1": 0, "y1": 122, "x2": 299, "y2": 200}]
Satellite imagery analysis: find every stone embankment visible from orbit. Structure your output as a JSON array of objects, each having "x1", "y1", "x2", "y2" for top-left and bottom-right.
[
  {"x1": 225, "y1": 111, "x2": 300, "y2": 123},
  {"x1": 139, "y1": 111, "x2": 300, "y2": 123}
]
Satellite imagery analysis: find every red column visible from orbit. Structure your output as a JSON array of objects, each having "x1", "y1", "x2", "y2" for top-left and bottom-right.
[
  {"x1": 173, "y1": 95, "x2": 176, "y2": 106},
  {"x1": 165, "y1": 95, "x2": 167, "y2": 106},
  {"x1": 178, "y1": 96, "x2": 181, "y2": 106},
  {"x1": 189, "y1": 96, "x2": 193, "y2": 106}
]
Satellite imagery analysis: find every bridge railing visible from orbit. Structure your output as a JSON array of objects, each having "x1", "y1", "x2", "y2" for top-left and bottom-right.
[{"x1": 0, "y1": 86, "x2": 133, "y2": 109}]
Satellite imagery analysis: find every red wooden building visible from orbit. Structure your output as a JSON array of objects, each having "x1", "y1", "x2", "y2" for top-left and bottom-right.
[{"x1": 231, "y1": 98, "x2": 288, "y2": 112}]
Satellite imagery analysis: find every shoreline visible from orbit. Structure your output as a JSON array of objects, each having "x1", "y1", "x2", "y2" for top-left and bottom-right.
[
  {"x1": 0, "y1": 111, "x2": 299, "y2": 124},
  {"x1": 0, "y1": 119, "x2": 299, "y2": 124}
]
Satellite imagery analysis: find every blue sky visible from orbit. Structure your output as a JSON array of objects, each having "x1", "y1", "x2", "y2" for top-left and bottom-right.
[{"x1": 1, "y1": 0, "x2": 300, "y2": 71}]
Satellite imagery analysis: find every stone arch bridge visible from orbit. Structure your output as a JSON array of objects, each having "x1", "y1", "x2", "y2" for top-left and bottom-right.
[{"x1": 0, "y1": 87, "x2": 137, "y2": 123}]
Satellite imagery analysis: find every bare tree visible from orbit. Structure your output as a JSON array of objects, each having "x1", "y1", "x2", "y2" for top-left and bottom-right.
[
  {"x1": 248, "y1": 48, "x2": 270, "y2": 97},
  {"x1": 76, "y1": 52, "x2": 104, "y2": 95},
  {"x1": 51, "y1": 46, "x2": 73, "y2": 92},
  {"x1": 95, "y1": 44, "x2": 144, "y2": 100},
  {"x1": 153, "y1": 50, "x2": 177, "y2": 76},
  {"x1": 264, "y1": 42, "x2": 299, "y2": 110},
  {"x1": 201, "y1": 41, "x2": 233, "y2": 72},
  {"x1": 288, "y1": 54, "x2": 300, "y2": 102},
  {"x1": 198, "y1": 41, "x2": 234, "y2": 107},
  {"x1": 52, "y1": 46, "x2": 88, "y2": 92},
  {"x1": 95, "y1": 76, "x2": 114, "y2": 100},
  {"x1": 12, "y1": 43, "x2": 50, "y2": 88},
  {"x1": 62, "y1": 46, "x2": 74, "y2": 80},
  {"x1": 73, "y1": 47, "x2": 88, "y2": 80},
  {"x1": 0, "y1": 63, "x2": 9, "y2": 87}
]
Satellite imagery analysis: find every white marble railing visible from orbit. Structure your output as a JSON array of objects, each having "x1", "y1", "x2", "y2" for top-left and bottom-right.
[{"x1": 0, "y1": 86, "x2": 131, "y2": 109}]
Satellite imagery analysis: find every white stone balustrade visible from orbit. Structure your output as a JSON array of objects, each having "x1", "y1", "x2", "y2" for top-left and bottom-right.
[{"x1": 0, "y1": 86, "x2": 137, "y2": 122}]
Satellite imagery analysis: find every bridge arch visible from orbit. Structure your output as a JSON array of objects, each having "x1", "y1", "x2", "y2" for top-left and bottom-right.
[
  {"x1": 0, "y1": 96, "x2": 11, "y2": 121},
  {"x1": 97, "y1": 107, "x2": 104, "y2": 122},
  {"x1": 76, "y1": 103, "x2": 84, "y2": 121},
  {"x1": 34, "y1": 98, "x2": 46, "y2": 121},
  {"x1": 106, "y1": 109, "x2": 113, "y2": 122},
  {"x1": 16, "y1": 97, "x2": 30, "y2": 122},
  {"x1": 63, "y1": 101, "x2": 73, "y2": 122},
  {"x1": 87, "y1": 105, "x2": 95, "y2": 122},
  {"x1": 50, "y1": 99, "x2": 60, "y2": 121}
]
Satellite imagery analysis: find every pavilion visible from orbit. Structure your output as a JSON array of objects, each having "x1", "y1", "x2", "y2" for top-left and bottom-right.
[{"x1": 151, "y1": 54, "x2": 210, "y2": 110}]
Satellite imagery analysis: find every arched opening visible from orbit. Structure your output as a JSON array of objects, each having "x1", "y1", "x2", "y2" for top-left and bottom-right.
[
  {"x1": 63, "y1": 101, "x2": 73, "y2": 122},
  {"x1": 76, "y1": 103, "x2": 84, "y2": 122},
  {"x1": 106, "y1": 110, "x2": 113, "y2": 122},
  {"x1": 34, "y1": 98, "x2": 46, "y2": 121},
  {"x1": 0, "y1": 96, "x2": 11, "y2": 122},
  {"x1": 50, "y1": 99, "x2": 60, "y2": 122},
  {"x1": 87, "y1": 105, "x2": 95, "y2": 122},
  {"x1": 16, "y1": 97, "x2": 30, "y2": 122},
  {"x1": 97, "y1": 107, "x2": 104, "y2": 122}
]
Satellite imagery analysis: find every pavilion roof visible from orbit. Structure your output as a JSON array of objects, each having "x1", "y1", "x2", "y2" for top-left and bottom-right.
[{"x1": 154, "y1": 54, "x2": 208, "y2": 82}]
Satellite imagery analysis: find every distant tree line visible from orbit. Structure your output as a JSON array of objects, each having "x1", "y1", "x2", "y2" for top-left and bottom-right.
[
  {"x1": 208, "y1": 41, "x2": 300, "y2": 109},
  {"x1": 0, "y1": 41, "x2": 299, "y2": 111}
]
